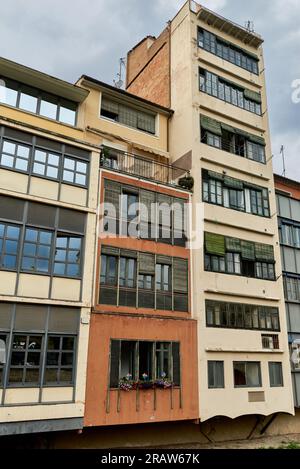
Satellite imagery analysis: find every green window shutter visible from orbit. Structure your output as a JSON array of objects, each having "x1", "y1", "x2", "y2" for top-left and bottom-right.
[
  {"x1": 207, "y1": 170, "x2": 224, "y2": 182},
  {"x1": 226, "y1": 237, "x2": 241, "y2": 252},
  {"x1": 156, "y1": 255, "x2": 172, "y2": 265},
  {"x1": 205, "y1": 233, "x2": 225, "y2": 256},
  {"x1": 248, "y1": 134, "x2": 266, "y2": 146},
  {"x1": 137, "y1": 112, "x2": 155, "y2": 134},
  {"x1": 255, "y1": 243, "x2": 274, "y2": 261},
  {"x1": 172, "y1": 343, "x2": 181, "y2": 386},
  {"x1": 235, "y1": 128, "x2": 252, "y2": 139},
  {"x1": 221, "y1": 123, "x2": 236, "y2": 134},
  {"x1": 241, "y1": 240, "x2": 255, "y2": 260},
  {"x1": 104, "y1": 180, "x2": 121, "y2": 218},
  {"x1": 110, "y1": 340, "x2": 121, "y2": 387},
  {"x1": 244, "y1": 89, "x2": 262, "y2": 104},
  {"x1": 120, "y1": 249, "x2": 137, "y2": 259},
  {"x1": 200, "y1": 115, "x2": 222, "y2": 136},
  {"x1": 101, "y1": 97, "x2": 119, "y2": 115},
  {"x1": 224, "y1": 176, "x2": 244, "y2": 189},
  {"x1": 140, "y1": 189, "x2": 156, "y2": 239},
  {"x1": 173, "y1": 258, "x2": 188, "y2": 293},
  {"x1": 138, "y1": 252, "x2": 155, "y2": 274},
  {"x1": 102, "y1": 246, "x2": 119, "y2": 256}
]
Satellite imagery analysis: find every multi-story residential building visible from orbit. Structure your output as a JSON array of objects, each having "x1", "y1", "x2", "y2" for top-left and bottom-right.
[
  {"x1": 126, "y1": 0, "x2": 294, "y2": 423},
  {"x1": 75, "y1": 76, "x2": 199, "y2": 428},
  {"x1": 275, "y1": 175, "x2": 300, "y2": 409},
  {"x1": 0, "y1": 57, "x2": 100, "y2": 435}
]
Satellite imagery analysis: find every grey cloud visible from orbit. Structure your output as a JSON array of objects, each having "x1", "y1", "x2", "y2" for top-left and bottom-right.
[{"x1": 0, "y1": 0, "x2": 299, "y2": 179}]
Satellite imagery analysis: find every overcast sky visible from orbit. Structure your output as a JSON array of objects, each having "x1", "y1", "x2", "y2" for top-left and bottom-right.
[{"x1": 1, "y1": 0, "x2": 299, "y2": 179}]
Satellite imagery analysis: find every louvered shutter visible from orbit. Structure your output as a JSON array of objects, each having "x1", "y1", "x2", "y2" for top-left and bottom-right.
[
  {"x1": 172, "y1": 343, "x2": 181, "y2": 386},
  {"x1": 110, "y1": 340, "x2": 121, "y2": 388},
  {"x1": 101, "y1": 246, "x2": 119, "y2": 256},
  {"x1": 138, "y1": 252, "x2": 155, "y2": 274},
  {"x1": 101, "y1": 98, "x2": 119, "y2": 115},
  {"x1": 205, "y1": 233, "x2": 225, "y2": 256},
  {"x1": 241, "y1": 240, "x2": 255, "y2": 260},
  {"x1": 140, "y1": 190, "x2": 156, "y2": 240},
  {"x1": 255, "y1": 243, "x2": 275, "y2": 261},
  {"x1": 226, "y1": 237, "x2": 241, "y2": 252},
  {"x1": 156, "y1": 255, "x2": 172, "y2": 265},
  {"x1": 244, "y1": 89, "x2": 262, "y2": 104},
  {"x1": 200, "y1": 115, "x2": 222, "y2": 136},
  {"x1": 173, "y1": 258, "x2": 188, "y2": 293},
  {"x1": 104, "y1": 180, "x2": 121, "y2": 234},
  {"x1": 157, "y1": 194, "x2": 172, "y2": 244}
]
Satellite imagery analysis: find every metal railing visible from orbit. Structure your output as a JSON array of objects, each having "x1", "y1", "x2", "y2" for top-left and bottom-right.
[{"x1": 100, "y1": 146, "x2": 190, "y2": 188}]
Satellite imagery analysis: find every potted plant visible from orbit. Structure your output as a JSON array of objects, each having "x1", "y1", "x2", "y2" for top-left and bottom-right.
[
  {"x1": 155, "y1": 372, "x2": 173, "y2": 389},
  {"x1": 119, "y1": 374, "x2": 136, "y2": 392},
  {"x1": 178, "y1": 173, "x2": 194, "y2": 191},
  {"x1": 138, "y1": 373, "x2": 154, "y2": 390}
]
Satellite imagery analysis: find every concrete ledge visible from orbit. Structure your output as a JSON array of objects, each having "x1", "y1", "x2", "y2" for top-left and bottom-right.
[{"x1": 0, "y1": 417, "x2": 83, "y2": 436}]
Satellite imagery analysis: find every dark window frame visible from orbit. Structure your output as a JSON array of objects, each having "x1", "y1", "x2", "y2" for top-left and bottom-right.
[
  {"x1": 268, "y1": 362, "x2": 284, "y2": 387},
  {"x1": 208, "y1": 361, "x2": 225, "y2": 389},
  {"x1": 233, "y1": 361, "x2": 262, "y2": 388}
]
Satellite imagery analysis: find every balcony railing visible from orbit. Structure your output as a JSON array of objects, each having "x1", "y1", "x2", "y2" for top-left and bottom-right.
[{"x1": 100, "y1": 146, "x2": 193, "y2": 190}]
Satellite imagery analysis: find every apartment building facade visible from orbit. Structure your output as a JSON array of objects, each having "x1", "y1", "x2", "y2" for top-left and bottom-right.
[
  {"x1": 76, "y1": 76, "x2": 199, "y2": 428},
  {"x1": 126, "y1": 0, "x2": 294, "y2": 422},
  {"x1": 275, "y1": 175, "x2": 300, "y2": 408},
  {"x1": 0, "y1": 57, "x2": 101, "y2": 435}
]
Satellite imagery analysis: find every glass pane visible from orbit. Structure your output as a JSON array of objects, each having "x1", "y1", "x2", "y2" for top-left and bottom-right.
[
  {"x1": 63, "y1": 170, "x2": 74, "y2": 182},
  {"x1": 68, "y1": 250, "x2": 80, "y2": 262},
  {"x1": 19, "y1": 92, "x2": 38, "y2": 113},
  {"x1": 3, "y1": 255, "x2": 17, "y2": 268},
  {"x1": 37, "y1": 245, "x2": 50, "y2": 258},
  {"x1": 54, "y1": 263, "x2": 65, "y2": 275},
  {"x1": 62, "y1": 337, "x2": 74, "y2": 350},
  {"x1": 15, "y1": 158, "x2": 28, "y2": 171},
  {"x1": 69, "y1": 238, "x2": 81, "y2": 249},
  {"x1": 33, "y1": 162, "x2": 45, "y2": 175},
  {"x1": 27, "y1": 352, "x2": 41, "y2": 366},
  {"x1": 46, "y1": 166, "x2": 58, "y2": 178},
  {"x1": 36, "y1": 258, "x2": 49, "y2": 272},
  {"x1": 25, "y1": 229, "x2": 38, "y2": 242},
  {"x1": 56, "y1": 237, "x2": 68, "y2": 248},
  {"x1": 59, "y1": 368, "x2": 73, "y2": 382},
  {"x1": 0, "y1": 82, "x2": 17, "y2": 106},
  {"x1": 48, "y1": 336, "x2": 61, "y2": 350},
  {"x1": 24, "y1": 369, "x2": 40, "y2": 383},
  {"x1": 5, "y1": 240, "x2": 18, "y2": 254},
  {"x1": 44, "y1": 368, "x2": 58, "y2": 382},
  {"x1": 1, "y1": 154, "x2": 14, "y2": 167},
  {"x1": 247, "y1": 363, "x2": 260, "y2": 386},
  {"x1": 23, "y1": 243, "x2": 36, "y2": 256},
  {"x1": 47, "y1": 352, "x2": 59, "y2": 366},
  {"x1": 234, "y1": 363, "x2": 246, "y2": 386},
  {"x1": 76, "y1": 162, "x2": 87, "y2": 173},
  {"x1": 3, "y1": 141, "x2": 16, "y2": 154},
  {"x1": 61, "y1": 352, "x2": 73, "y2": 366},
  {"x1": 48, "y1": 153, "x2": 59, "y2": 166},
  {"x1": 9, "y1": 368, "x2": 23, "y2": 383},
  {"x1": 39, "y1": 232, "x2": 52, "y2": 244},
  {"x1": 55, "y1": 249, "x2": 66, "y2": 261},
  {"x1": 64, "y1": 158, "x2": 75, "y2": 170},
  {"x1": 35, "y1": 150, "x2": 47, "y2": 163},
  {"x1": 59, "y1": 106, "x2": 76, "y2": 125},
  {"x1": 75, "y1": 174, "x2": 86, "y2": 185},
  {"x1": 7, "y1": 226, "x2": 20, "y2": 239},
  {"x1": 40, "y1": 100, "x2": 57, "y2": 119},
  {"x1": 66, "y1": 264, "x2": 80, "y2": 277},
  {"x1": 22, "y1": 257, "x2": 35, "y2": 270}
]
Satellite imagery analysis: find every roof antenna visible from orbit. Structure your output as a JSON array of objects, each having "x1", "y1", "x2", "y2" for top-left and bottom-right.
[
  {"x1": 113, "y1": 57, "x2": 126, "y2": 89},
  {"x1": 245, "y1": 20, "x2": 254, "y2": 33},
  {"x1": 280, "y1": 145, "x2": 286, "y2": 178}
]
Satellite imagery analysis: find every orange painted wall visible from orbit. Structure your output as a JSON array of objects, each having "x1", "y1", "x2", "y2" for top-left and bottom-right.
[
  {"x1": 84, "y1": 313, "x2": 198, "y2": 427},
  {"x1": 275, "y1": 175, "x2": 300, "y2": 200}
]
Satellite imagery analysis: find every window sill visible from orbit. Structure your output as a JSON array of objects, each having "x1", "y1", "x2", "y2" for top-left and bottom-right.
[{"x1": 206, "y1": 347, "x2": 284, "y2": 354}]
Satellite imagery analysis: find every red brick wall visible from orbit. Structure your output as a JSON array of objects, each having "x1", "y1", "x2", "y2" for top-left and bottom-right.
[{"x1": 126, "y1": 27, "x2": 171, "y2": 108}]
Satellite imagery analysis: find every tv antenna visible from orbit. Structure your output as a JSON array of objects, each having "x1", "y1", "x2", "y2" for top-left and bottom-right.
[
  {"x1": 280, "y1": 145, "x2": 286, "y2": 178},
  {"x1": 113, "y1": 57, "x2": 126, "y2": 89},
  {"x1": 245, "y1": 20, "x2": 254, "y2": 33}
]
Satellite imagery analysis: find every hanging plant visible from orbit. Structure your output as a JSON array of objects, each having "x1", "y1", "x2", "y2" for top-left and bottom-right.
[{"x1": 178, "y1": 173, "x2": 194, "y2": 191}]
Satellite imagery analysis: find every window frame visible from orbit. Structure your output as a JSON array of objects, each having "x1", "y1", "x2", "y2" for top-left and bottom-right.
[
  {"x1": 268, "y1": 362, "x2": 284, "y2": 388},
  {"x1": 233, "y1": 361, "x2": 262, "y2": 388},
  {"x1": 208, "y1": 361, "x2": 225, "y2": 389}
]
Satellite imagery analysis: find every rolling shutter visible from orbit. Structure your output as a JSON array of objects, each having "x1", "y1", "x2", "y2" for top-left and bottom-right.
[
  {"x1": 241, "y1": 240, "x2": 255, "y2": 260},
  {"x1": 244, "y1": 89, "x2": 262, "y2": 104},
  {"x1": 101, "y1": 98, "x2": 119, "y2": 115},
  {"x1": 101, "y1": 246, "x2": 119, "y2": 256},
  {"x1": 138, "y1": 252, "x2": 155, "y2": 274},
  {"x1": 173, "y1": 258, "x2": 188, "y2": 293},
  {"x1": 255, "y1": 243, "x2": 275, "y2": 261},
  {"x1": 200, "y1": 115, "x2": 222, "y2": 136},
  {"x1": 110, "y1": 340, "x2": 121, "y2": 388},
  {"x1": 104, "y1": 180, "x2": 121, "y2": 218},
  {"x1": 224, "y1": 176, "x2": 243, "y2": 189},
  {"x1": 205, "y1": 233, "x2": 225, "y2": 256},
  {"x1": 226, "y1": 237, "x2": 241, "y2": 252}
]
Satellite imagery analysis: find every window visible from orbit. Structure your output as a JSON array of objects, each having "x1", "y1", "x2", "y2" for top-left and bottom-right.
[
  {"x1": 0, "y1": 223, "x2": 20, "y2": 269},
  {"x1": 284, "y1": 276, "x2": 300, "y2": 301},
  {"x1": 233, "y1": 362, "x2": 262, "y2": 388},
  {"x1": 0, "y1": 304, "x2": 79, "y2": 389},
  {"x1": 109, "y1": 340, "x2": 180, "y2": 387},
  {"x1": 156, "y1": 264, "x2": 171, "y2": 292},
  {"x1": 54, "y1": 235, "x2": 82, "y2": 277},
  {"x1": 101, "y1": 97, "x2": 156, "y2": 135},
  {"x1": 45, "y1": 336, "x2": 75, "y2": 385},
  {"x1": 206, "y1": 301, "x2": 280, "y2": 332},
  {"x1": 280, "y1": 223, "x2": 300, "y2": 248},
  {"x1": 247, "y1": 141, "x2": 265, "y2": 163},
  {"x1": 99, "y1": 249, "x2": 188, "y2": 313},
  {"x1": 0, "y1": 77, "x2": 77, "y2": 125},
  {"x1": 100, "y1": 254, "x2": 118, "y2": 286},
  {"x1": 0, "y1": 128, "x2": 90, "y2": 187},
  {"x1": 262, "y1": 335, "x2": 279, "y2": 350},
  {"x1": 199, "y1": 69, "x2": 261, "y2": 116},
  {"x1": 0, "y1": 139, "x2": 30, "y2": 172},
  {"x1": 63, "y1": 157, "x2": 87, "y2": 186},
  {"x1": 204, "y1": 232, "x2": 275, "y2": 280},
  {"x1": 121, "y1": 190, "x2": 139, "y2": 237},
  {"x1": 21, "y1": 228, "x2": 52, "y2": 273},
  {"x1": 119, "y1": 257, "x2": 136, "y2": 288},
  {"x1": 207, "y1": 133, "x2": 221, "y2": 148},
  {"x1": 268, "y1": 362, "x2": 283, "y2": 387},
  {"x1": 202, "y1": 171, "x2": 269, "y2": 217},
  {"x1": 9, "y1": 334, "x2": 43, "y2": 385},
  {"x1": 208, "y1": 361, "x2": 224, "y2": 389},
  {"x1": 33, "y1": 149, "x2": 60, "y2": 179}
]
